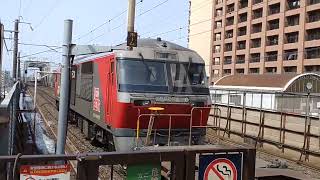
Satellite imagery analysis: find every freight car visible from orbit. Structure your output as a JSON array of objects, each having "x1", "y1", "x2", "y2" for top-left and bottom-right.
[{"x1": 55, "y1": 38, "x2": 211, "y2": 151}]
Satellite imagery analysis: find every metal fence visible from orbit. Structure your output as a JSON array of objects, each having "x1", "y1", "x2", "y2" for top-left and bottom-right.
[
  {"x1": 0, "y1": 81, "x2": 23, "y2": 180},
  {"x1": 0, "y1": 145, "x2": 256, "y2": 180},
  {"x1": 210, "y1": 89, "x2": 320, "y2": 117},
  {"x1": 0, "y1": 82, "x2": 21, "y2": 156}
]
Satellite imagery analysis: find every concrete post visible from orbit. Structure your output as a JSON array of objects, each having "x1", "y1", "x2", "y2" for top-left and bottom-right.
[
  {"x1": 127, "y1": 0, "x2": 136, "y2": 50},
  {"x1": 12, "y1": 19, "x2": 19, "y2": 81},
  {"x1": 127, "y1": 0, "x2": 136, "y2": 33},
  {"x1": 33, "y1": 70, "x2": 37, "y2": 109},
  {"x1": 17, "y1": 52, "x2": 21, "y2": 81},
  {"x1": 56, "y1": 20, "x2": 73, "y2": 155},
  {"x1": 0, "y1": 23, "x2": 3, "y2": 99}
]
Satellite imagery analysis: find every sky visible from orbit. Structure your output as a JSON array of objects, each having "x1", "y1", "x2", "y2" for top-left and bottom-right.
[{"x1": 0, "y1": 0, "x2": 190, "y2": 71}]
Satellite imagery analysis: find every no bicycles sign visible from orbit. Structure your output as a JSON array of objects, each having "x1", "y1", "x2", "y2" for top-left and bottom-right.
[{"x1": 199, "y1": 153, "x2": 243, "y2": 180}]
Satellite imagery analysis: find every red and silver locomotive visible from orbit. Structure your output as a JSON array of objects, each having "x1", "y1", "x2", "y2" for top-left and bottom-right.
[{"x1": 55, "y1": 38, "x2": 211, "y2": 151}]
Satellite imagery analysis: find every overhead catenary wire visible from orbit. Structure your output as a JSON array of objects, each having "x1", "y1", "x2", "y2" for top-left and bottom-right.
[
  {"x1": 74, "y1": 0, "x2": 144, "y2": 42},
  {"x1": 20, "y1": 47, "x2": 62, "y2": 59},
  {"x1": 86, "y1": 0, "x2": 170, "y2": 44},
  {"x1": 33, "y1": 0, "x2": 61, "y2": 30},
  {"x1": 18, "y1": 42, "x2": 60, "y2": 48}
]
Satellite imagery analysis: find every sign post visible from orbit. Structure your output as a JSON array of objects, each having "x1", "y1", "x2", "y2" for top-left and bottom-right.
[{"x1": 199, "y1": 153, "x2": 243, "y2": 180}]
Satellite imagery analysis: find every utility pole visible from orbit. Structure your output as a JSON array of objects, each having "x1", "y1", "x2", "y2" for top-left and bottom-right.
[
  {"x1": 17, "y1": 52, "x2": 21, "y2": 81},
  {"x1": 56, "y1": 19, "x2": 73, "y2": 155},
  {"x1": 127, "y1": 0, "x2": 136, "y2": 33},
  {"x1": 0, "y1": 23, "x2": 3, "y2": 99},
  {"x1": 127, "y1": 0, "x2": 137, "y2": 49},
  {"x1": 13, "y1": 19, "x2": 19, "y2": 81}
]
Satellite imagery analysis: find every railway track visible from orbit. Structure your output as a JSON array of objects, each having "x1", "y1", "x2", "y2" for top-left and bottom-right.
[
  {"x1": 27, "y1": 85, "x2": 124, "y2": 179},
  {"x1": 28, "y1": 85, "x2": 320, "y2": 179}
]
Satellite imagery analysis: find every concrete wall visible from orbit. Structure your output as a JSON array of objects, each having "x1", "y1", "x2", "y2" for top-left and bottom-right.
[{"x1": 188, "y1": 0, "x2": 213, "y2": 78}]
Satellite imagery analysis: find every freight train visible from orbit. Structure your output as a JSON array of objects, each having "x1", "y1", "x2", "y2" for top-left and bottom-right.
[{"x1": 54, "y1": 38, "x2": 211, "y2": 151}]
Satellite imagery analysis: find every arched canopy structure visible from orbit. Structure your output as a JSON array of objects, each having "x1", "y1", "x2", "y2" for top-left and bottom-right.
[{"x1": 213, "y1": 73, "x2": 320, "y2": 93}]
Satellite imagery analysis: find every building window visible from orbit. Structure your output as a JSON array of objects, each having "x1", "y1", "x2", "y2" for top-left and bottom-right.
[
  {"x1": 253, "y1": 0, "x2": 263, "y2": 5},
  {"x1": 223, "y1": 69, "x2": 231, "y2": 75},
  {"x1": 287, "y1": 0, "x2": 300, "y2": 10},
  {"x1": 265, "y1": 67, "x2": 277, "y2": 74},
  {"x1": 213, "y1": 69, "x2": 220, "y2": 76},
  {"x1": 237, "y1": 40, "x2": 246, "y2": 50},
  {"x1": 252, "y1": 8, "x2": 263, "y2": 19},
  {"x1": 304, "y1": 65, "x2": 320, "y2": 72},
  {"x1": 225, "y1": 43, "x2": 233, "y2": 51},
  {"x1": 215, "y1": 20, "x2": 223, "y2": 28},
  {"x1": 216, "y1": 0, "x2": 223, "y2": 4},
  {"x1": 249, "y1": 68, "x2": 260, "y2": 74},
  {"x1": 238, "y1": 26, "x2": 247, "y2": 36},
  {"x1": 214, "y1": 45, "x2": 221, "y2": 53},
  {"x1": 250, "y1": 53, "x2": 261, "y2": 63},
  {"x1": 225, "y1": 30, "x2": 233, "y2": 39},
  {"x1": 284, "y1": 66, "x2": 297, "y2": 74},
  {"x1": 284, "y1": 49, "x2": 298, "y2": 60},
  {"x1": 305, "y1": 47, "x2": 320, "y2": 59},
  {"x1": 306, "y1": 28, "x2": 320, "y2": 41},
  {"x1": 265, "y1": 51, "x2": 278, "y2": 61},
  {"x1": 251, "y1": 38, "x2": 261, "y2": 48},
  {"x1": 239, "y1": 12, "x2": 247, "y2": 23},
  {"x1": 224, "y1": 56, "x2": 232, "y2": 64},
  {"x1": 216, "y1": 8, "x2": 223, "y2": 16},
  {"x1": 239, "y1": 0, "x2": 248, "y2": 9},
  {"x1": 213, "y1": 57, "x2": 221, "y2": 65},
  {"x1": 269, "y1": 3, "x2": 280, "y2": 15},
  {"x1": 252, "y1": 23, "x2": 262, "y2": 33},
  {"x1": 307, "y1": 10, "x2": 320, "y2": 23},
  {"x1": 236, "y1": 69, "x2": 245, "y2": 74},
  {"x1": 267, "y1": 35, "x2": 279, "y2": 46},
  {"x1": 227, "y1": 3, "x2": 235, "y2": 13},
  {"x1": 268, "y1": 19, "x2": 279, "y2": 30},
  {"x1": 226, "y1": 16, "x2": 234, "y2": 26},
  {"x1": 308, "y1": 0, "x2": 320, "y2": 5},
  {"x1": 215, "y1": 33, "x2": 222, "y2": 41},
  {"x1": 286, "y1": 14, "x2": 300, "y2": 26},
  {"x1": 236, "y1": 55, "x2": 245, "y2": 64},
  {"x1": 285, "y1": 32, "x2": 299, "y2": 43}
]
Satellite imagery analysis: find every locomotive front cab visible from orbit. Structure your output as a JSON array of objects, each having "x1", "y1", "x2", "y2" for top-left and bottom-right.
[{"x1": 113, "y1": 44, "x2": 211, "y2": 150}]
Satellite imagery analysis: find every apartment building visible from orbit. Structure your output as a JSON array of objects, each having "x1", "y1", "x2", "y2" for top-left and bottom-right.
[{"x1": 189, "y1": 0, "x2": 320, "y2": 83}]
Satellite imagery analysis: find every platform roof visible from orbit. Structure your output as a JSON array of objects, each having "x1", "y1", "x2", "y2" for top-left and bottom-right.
[{"x1": 212, "y1": 73, "x2": 320, "y2": 93}]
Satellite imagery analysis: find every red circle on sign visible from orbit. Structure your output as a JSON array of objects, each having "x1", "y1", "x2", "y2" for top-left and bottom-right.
[{"x1": 204, "y1": 158, "x2": 237, "y2": 180}]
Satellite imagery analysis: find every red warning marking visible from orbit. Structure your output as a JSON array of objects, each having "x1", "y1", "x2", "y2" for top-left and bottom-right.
[{"x1": 204, "y1": 158, "x2": 237, "y2": 180}]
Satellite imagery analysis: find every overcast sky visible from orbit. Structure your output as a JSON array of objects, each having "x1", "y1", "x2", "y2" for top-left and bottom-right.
[{"x1": 1, "y1": 0, "x2": 189, "y2": 71}]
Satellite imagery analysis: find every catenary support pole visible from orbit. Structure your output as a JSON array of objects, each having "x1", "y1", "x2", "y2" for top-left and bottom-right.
[
  {"x1": 127, "y1": 0, "x2": 136, "y2": 34},
  {"x1": 12, "y1": 19, "x2": 19, "y2": 81},
  {"x1": 17, "y1": 52, "x2": 21, "y2": 80},
  {"x1": 56, "y1": 19, "x2": 73, "y2": 155},
  {"x1": 33, "y1": 70, "x2": 37, "y2": 109},
  {"x1": 127, "y1": 0, "x2": 136, "y2": 50}
]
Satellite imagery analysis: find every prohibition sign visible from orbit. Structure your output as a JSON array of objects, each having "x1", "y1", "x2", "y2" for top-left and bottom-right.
[{"x1": 204, "y1": 158, "x2": 237, "y2": 180}]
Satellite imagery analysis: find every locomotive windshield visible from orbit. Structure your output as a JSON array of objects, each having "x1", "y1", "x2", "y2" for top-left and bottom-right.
[
  {"x1": 170, "y1": 62, "x2": 208, "y2": 95},
  {"x1": 118, "y1": 59, "x2": 168, "y2": 93},
  {"x1": 118, "y1": 59, "x2": 208, "y2": 95}
]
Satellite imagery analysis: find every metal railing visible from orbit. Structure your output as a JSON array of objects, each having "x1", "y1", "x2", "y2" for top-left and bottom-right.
[
  {"x1": 135, "y1": 107, "x2": 222, "y2": 148},
  {"x1": 0, "y1": 81, "x2": 24, "y2": 180},
  {"x1": 0, "y1": 146, "x2": 256, "y2": 180}
]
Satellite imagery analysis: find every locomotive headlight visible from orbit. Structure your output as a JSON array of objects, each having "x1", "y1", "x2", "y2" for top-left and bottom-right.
[{"x1": 134, "y1": 100, "x2": 151, "y2": 106}]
